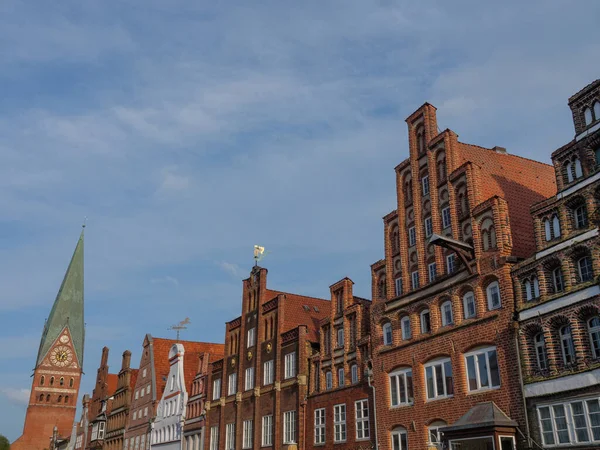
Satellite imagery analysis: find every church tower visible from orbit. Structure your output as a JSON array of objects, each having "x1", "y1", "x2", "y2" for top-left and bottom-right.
[{"x1": 12, "y1": 228, "x2": 85, "y2": 450}]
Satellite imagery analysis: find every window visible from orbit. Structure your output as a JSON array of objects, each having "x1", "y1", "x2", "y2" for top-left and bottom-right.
[
  {"x1": 337, "y1": 328, "x2": 345, "y2": 348},
  {"x1": 544, "y1": 219, "x2": 552, "y2": 241},
  {"x1": 389, "y1": 368, "x2": 413, "y2": 407},
  {"x1": 585, "y1": 107, "x2": 594, "y2": 125},
  {"x1": 140, "y1": 387, "x2": 145, "y2": 397},
  {"x1": 595, "y1": 102, "x2": 600, "y2": 122},
  {"x1": 212, "y1": 379, "x2": 221, "y2": 400},
  {"x1": 283, "y1": 411, "x2": 296, "y2": 444},
  {"x1": 225, "y1": 423, "x2": 235, "y2": 450},
  {"x1": 355, "y1": 399, "x2": 370, "y2": 440},
  {"x1": 578, "y1": 256, "x2": 594, "y2": 282},
  {"x1": 228, "y1": 373, "x2": 237, "y2": 396},
  {"x1": 395, "y1": 277, "x2": 403, "y2": 296},
  {"x1": 589, "y1": 317, "x2": 600, "y2": 359},
  {"x1": 284, "y1": 352, "x2": 296, "y2": 379},
  {"x1": 146, "y1": 385, "x2": 150, "y2": 395},
  {"x1": 440, "y1": 301, "x2": 453, "y2": 326},
  {"x1": 391, "y1": 427, "x2": 408, "y2": 450},
  {"x1": 552, "y1": 267, "x2": 564, "y2": 292},
  {"x1": 533, "y1": 276, "x2": 540, "y2": 299},
  {"x1": 411, "y1": 271, "x2": 419, "y2": 290},
  {"x1": 383, "y1": 323, "x2": 393, "y2": 345},
  {"x1": 133, "y1": 411, "x2": 137, "y2": 420},
  {"x1": 534, "y1": 333, "x2": 549, "y2": 371},
  {"x1": 446, "y1": 254, "x2": 455, "y2": 274},
  {"x1": 481, "y1": 218, "x2": 496, "y2": 250},
  {"x1": 425, "y1": 217, "x2": 433, "y2": 238},
  {"x1": 575, "y1": 158, "x2": 583, "y2": 179},
  {"x1": 247, "y1": 327, "x2": 256, "y2": 348},
  {"x1": 323, "y1": 326, "x2": 331, "y2": 355},
  {"x1": 538, "y1": 399, "x2": 600, "y2": 446},
  {"x1": 242, "y1": 420, "x2": 253, "y2": 449},
  {"x1": 326, "y1": 371, "x2": 333, "y2": 390},
  {"x1": 422, "y1": 175, "x2": 430, "y2": 196},
  {"x1": 408, "y1": 227, "x2": 416, "y2": 246},
  {"x1": 262, "y1": 415, "x2": 273, "y2": 447},
  {"x1": 401, "y1": 316, "x2": 411, "y2": 340},
  {"x1": 442, "y1": 207, "x2": 451, "y2": 229},
  {"x1": 560, "y1": 325, "x2": 576, "y2": 366},
  {"x1": 338, "y1": 367, "x2": 345, "y2": 387},
  {"x1": 425, "y1": 358, "x2": 453, "y2": 400},
  {"x1": 428, "y1": 420, "x2": 447, "y2": 446},
  {"x1": 351, "y1": 364, "x2": 359, "y2": 384},
  {"x1": 314, "y1": 409, "x2": 325, "y2": 444},
  {"x1": 465, "y1": 347, "x2": 500, "y2": 392},
  {"x1": 40, "y1": 376, "x2": 45, "y2": 386},
  {"x1": 524, "y1": 280, "x2": 532, "y2": 301},
  {"x1": 552, "y1": 214, "x2": 561, "y2": 239},
  {"x1": 263, "y1": 360, "x2": 274, "y2": 385},
  {"x1": 334, "y1": 404, "x2": 347, "y2": 443},
  {"x1": 486, "y1": 281, "x2": 501, "y2": 310},
  {"x1": 420, "y1": 309, "x2": 431, "y2": 334},
  {"x1": 60, "y1": 377, "x2": 64, "y2": 386},
  {"x1": 566, "y1": 161, "x2": 574, "y2": 183},
  {"x1": 463, "y1": 292, "x2": 476, "y2": 319},
  {"x1": 575, "y1": 205, "x2": 588, "y2": 229},
  {"x1": 144, "y1": 407, "x2": 148, "y2": 417},
  {"x1": 428, "y1": 262, "x2": 437, "y2": 282},
  {"x1": 245, "y1": 367, "x2": 254, "y2": 391}
]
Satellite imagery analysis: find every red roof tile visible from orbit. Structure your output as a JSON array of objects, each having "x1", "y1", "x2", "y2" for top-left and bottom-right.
[{"x1": 106, "y1": 373, "x2": 119, "y2": 396}]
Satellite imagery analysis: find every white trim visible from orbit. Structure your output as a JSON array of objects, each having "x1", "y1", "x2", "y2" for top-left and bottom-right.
[
  {"x1": 524, "y1": 367, "x2": 600, "y2": 398},
  {"x1": 448, "y1": 436, "x2": 495, "y2": 450},
  {"x1": 576, "y1": 121, "x2": 600, "y2": 142},
  {"x1": 519, "y1": 285, "x2": 600, "y2": 321},
  {"x1": 536, "y1": 228, "x2": 598, "y2": 260},
  {"x1": 498, "y1": 436, "x2": 516, "y2": 450}
]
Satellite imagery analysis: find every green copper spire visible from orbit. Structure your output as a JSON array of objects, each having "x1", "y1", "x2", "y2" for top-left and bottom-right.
[{"x1": 36, "y1": 228, "x2": 85, "y2": 367}]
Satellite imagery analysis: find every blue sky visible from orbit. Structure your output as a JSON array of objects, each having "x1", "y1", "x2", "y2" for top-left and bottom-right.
[{"x1": 1, "y1": 0, "x2": 599, "y2": 441}]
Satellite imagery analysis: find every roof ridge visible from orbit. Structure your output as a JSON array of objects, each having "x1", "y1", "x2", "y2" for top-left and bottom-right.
[
  {"x1": 459, "y1": 142, "x2": 553, "y2": 167},
  {"x1": 266, "y1": 289, "x2": 330, "y2": 303}
]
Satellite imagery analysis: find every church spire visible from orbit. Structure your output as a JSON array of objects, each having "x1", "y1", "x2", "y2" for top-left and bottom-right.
[{"x1": 36, "y1": 227, "x2": 85, "y2": 367}]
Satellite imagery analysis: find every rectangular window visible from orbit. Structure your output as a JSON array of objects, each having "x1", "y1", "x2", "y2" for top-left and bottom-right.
[
  {"x1": 135, "y1": 390, "x2": 139, "y2": 400},
  {"x1": 351, "y1": 365, "x2": 359, "y2": 384},
  {"x1": 337, "y1": 328, "x2": 345, "y2": 348},
  {"x1": 425, "y1": 217, "x2": 433, "y2": 238},
  {"x1": 442, "y1": 207, "x2": 451, "y2": 229},
  {"x1": 395, "y1": 277, "x2": 403, "y2": 296},
  {"x1": 262, "y1": 415, "x2": 273, "y2": 447},
  {"x1": 144, "y1": 407, "x2": 148, "y2": 417},
  {"x1": 338, "y1": 367, "x2": 345, "y2": 386},
  {"x1": 425, "y1": 359, "x2": 454, "y2": 400},
  {"x1": 212, "y1": 379, "x2": 221, "y2": 400},
  {"x1": 389, "y1": 369, "x2": 414, "y2": 407},
  {"x1": 422, "y1": 175, "x2": 430, "y2": 196},
  {"x1": 411, "y1": 271, "x2": 419, "y2": 290},
  {"x1": 428, "y1": 262, "x2": 437, "y2": 282},
  {"x1": 140, "y1": 387, "x2": 144, "y2": 397},
  {"x1": 146, "y1": 385, "x2": 150, "y2": 395},
  {"x1": 408, "y1": 227, "x2": 416, "y2": 246},
  {"x1": 401, "y1": 317, "x2": 411, "y2": 340},
  {"x1": 284, "y1": 352, "x2": 296, "y2": 379},
  {"x1": 263, "y1": 360, "x2": 274, "y2": 385},
  {"x1": 133, "y1": 411, "x2": 137, "y2": 421},
  {"x1": 228, "y1": 373, "x2": 237, "y2": 396},
  {"x1": 247, "y1": 327, "x2": 256, "y2": 348},
  {"x1": 242, "y1": 420, "x2": 253, "y2": 449},
  {"x1": 465, "y1": 347, "x2": 500, "y2": 392},
  {"x1": 355, "y1": 399, "x2": 370, "y2": 440},
  {"x1": 537, "y1": 399, "x2": 600, "y2": 446},
  {"x1": 314, "y1": 408, "x2": 326, "y2": 444},
  {"x1": 225, "y1": 423, "x2": 235, "y2": 450},
  {"x1": 326, "y1": 371, "x2": 333, "y2": 390},
  {"x1": 334, "y1": 404, "x2": 347, "y2": 443},
  {"x1": 245, "y1": 367, "x2": 254, "y2": 391},
  {"x1": 446, "y1": 254, "x2": 455, "y2": 274},
  {"x1": 283, "y1": 411, "x2": 296, "y2": 444}
]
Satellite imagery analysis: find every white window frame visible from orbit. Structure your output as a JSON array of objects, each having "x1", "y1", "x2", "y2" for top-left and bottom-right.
[
  {"x1": 395, "y1": 277, "x2": 403, "y2": 296},
  {"x1": 351, "y1": 364, "x2": 359, "y2": 384},
  {"x1": 537, "y1": 397, "x2": 600, "y2": 446},
  {"x1": 283, "y1": 410, "x2": 296, "y2": 444},
  {"x1": 446, "y1": 254, "x2": 455, "y2": 274},
  {"x1": 228, "y1": 373, "x2": 237, "y2": 396},
  {"x1": 355, "y1": 399, "x2": 370, "y2": 440},
  {"x1": 486, "y1": 281, "x2": 501, "y2": 310},
  {"x1": 575, "y1": 158, "x2": 583, "y2": 178},
  {"x1": 533, "y1": 276, "x2": 540, "y2": 298},
  {"x1": 262, "y1": 415, "x2": 273, "y2": 447},
  {"x1": 442, "y1": 207, "x2": 451, "y2": 229},
  {"x1": 408, "y1": 227, "x2": 416, "y2": 246},
  {"x1": 245, "y1": 367, "x2": 255, "y2": 391},
  {"x1": 420, "y1": 309, "x2": 431, "y2": 334},
  {"x1": 263, "y1": 360, "x2": 274, "y2": 386},
  {"x1": 225, "y1": 423, "x2": 235, "y2": 450},
  {"x1": 212, "y1": 378, "x2": 221, "y2": 400},
  {"x1": 534, "y1": 333, "x2": 548, "y2": 371},
  {"x1": 383, "y1": 322, "x2": 393, "y2": 345},
  {"x1": 284, "y1": 352, "x2": 296, "y2": 379},
  {"x1": 337, "y1": 328, "x2": 345, "y2": 348},
  {"x1": 422, "y1": 175, "x2": 430, "y2": 196},
  {"x1": 424, "y1": 358, "x2": 453, "y2": 400},
  {"x1": 411, "y1": 271, "x2": 419, "y2": 290},
  {"x1": 338, "y1": 367, "x2": 345, "y2": 387},
  {"x1": 326, "y1": 371, "x2": 333, "y2": 390},
  {"x1": 247, "y1": 327, "x2": 256, "y2": 348},
  {"x1": 334, "y1": 404, "x2": 347, "y2": 443},
  {"x1": 314, "y1": 408, "x2": 326, "y2": 445},
  {"x1": 464, "y1": 346, "x2": 501, "y2": 392},
  {"x1": 425, "y1": 217, "x2": 433, "y2": 238},
  {"x1": 401, "y1": 316, "x2": 411, "y2": 340},
  {"x1": 463, "y1": 292, "x2": 476, "y2": 319},
  {"x1": 242, "y1": 419, "x2": 253, "y2": 449},
  {"x1": 389, "y1": 368, "x2": 413, "y2": 407},
  {"x1": 428, "y1": 262, "x2": 437, "y2": 282},
  {"x1": 428, "y1": 421, "x2": 447, "y2": 445},
  {"x1": 391, "y1": 427, "x2": 408, "y2": 450},
  {"x1": 560, "y1": 325, "x2": 576, "y2": 366},
  {"x1": 135, "y1": 390, "x2": 139, "y2": 400},
  {"x1": 441, "y1": 300, "x2": 453, "y2": 326},
  {"x1": 544, "y1": 219, "x2": 552, "y2": 241}
]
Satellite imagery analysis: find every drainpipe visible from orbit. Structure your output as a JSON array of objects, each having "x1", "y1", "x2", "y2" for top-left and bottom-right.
[
  {"x1": 514, "y1": 322, "x2": 532, "y2": 449},
  {"x1": 367, "y1": 362, "x2": 379, "y2": 450},
  {"x1": 301, "y1": 396, "x2": 307, "y2": 450}
]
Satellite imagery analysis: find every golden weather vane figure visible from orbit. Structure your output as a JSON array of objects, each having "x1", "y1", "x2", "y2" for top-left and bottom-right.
[{"x1": 253, "y1": 245, "x2": 271, "y2": 266}]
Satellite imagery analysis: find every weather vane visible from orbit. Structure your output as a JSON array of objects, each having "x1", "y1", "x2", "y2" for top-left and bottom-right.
[
  {"x1": 168, "y1": 318, "x2": 190, "y2": 341},
  {"x1": 82, "y1": 216, "x2": 88, "y2": 229},
  {"x1": 254, "y1": 245, "x2": 271, "y2": 266}
]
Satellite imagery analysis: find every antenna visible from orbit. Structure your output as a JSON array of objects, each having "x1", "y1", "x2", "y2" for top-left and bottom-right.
[{"x1": 168, "y1": 318, "x2": 191, "y2": 342}]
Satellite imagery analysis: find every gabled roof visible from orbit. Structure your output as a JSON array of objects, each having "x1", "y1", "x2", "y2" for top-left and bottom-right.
[
  {"x1": 441, "y1": 402, "x2": 517, "y2": 433},
  {"x1": 107, "y1": 373, "x2": 119, "y2": 397}
]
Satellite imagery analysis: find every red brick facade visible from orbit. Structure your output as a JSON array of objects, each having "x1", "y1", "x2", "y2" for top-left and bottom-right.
[{"x1": 86, "y1": 347, "x2": 118, "y2": 449}]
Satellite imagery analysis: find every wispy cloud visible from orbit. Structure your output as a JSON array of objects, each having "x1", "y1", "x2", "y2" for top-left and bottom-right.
[
  {"x1": 150, "y1": 276, "x2": 180, "y2": 287},
  {"x1": 217, "y1": 262, "x2": 246, "y2": 279},
  {"x1": 1, "y1": 388, "x2": 30, "y2": 405}
]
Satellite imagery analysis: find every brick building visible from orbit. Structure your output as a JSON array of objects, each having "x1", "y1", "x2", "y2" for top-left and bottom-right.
[
  {"x1": 204, "y1": 265, "x2": 330, "y2": 450},
  {"x1": 368, "y1": 103, "x2": 556, "y2": 450},
  {"x1": 86, "y1": 347, "x2": 119, "y2": 449},
  {"x1": 306, "y1": 277, "x2": 375, "y2": 450},
  {"x1": 105, "y1": 350, "x2": 139, "y2": 450},
  {"x1": 513, "y1": 79, "x2": 600, "y2": 449}
]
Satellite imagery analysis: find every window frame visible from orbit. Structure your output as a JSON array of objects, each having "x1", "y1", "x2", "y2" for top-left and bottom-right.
[
  {"x1": 262, "y1": 415, "x2": 273, "y2": 447},
  {"x1": 446, "y1": 254, "x2": 455, "y2": 274},
  {"x1": 244, "y1": 367, "x2": 255, "y2": 391},
  {"x1": 422, "y1": 175, "x2": 430, "y2": 196},
  {"x1": 227, "y1": 373, "x2": 237, "y2": 396},
  {"x1": 534, "y1": 332, "x2": 549, "y2": 371},
  {"x1": 389, "y1": 367, "x2": 414, "y2": 407},
  {"x1": 552, "y1": 267, "x2": 564, "y2": 293},
  {"x1": 225, "y1": 423, "x2": 235, "y2": 450},
  {"x1": 242, "y1": 419, "x2": 253, "y2": 449},
  {"x1": 314, "y1": 408, "x2": 326, "y2": 445},
  {"x1": 420, "y1": 309, "x2": 431, "y2": 334},
  {"x1": 440, "y1": 300, "x2": 453, "y2": 326},
  {"x1": 382, "y1": 322, "x2": 393, "y2": 346},
  {"x1": 391, "y1": 427, "x2": 408, "y2": 450},
  {"x1": 333, "y1": 404, "x2": 347, "y2": 443},
  {"x1": 337, "y1": 327, "x2": 345, "y2": 348},
  {"x1": 424, "y1": 358, "x2": 454, "y2": 400},
  {"x1": 284, "y1": 352, "x2": 297, "y2": 379},
  {"x1": 560, "y1": 325, "x2": 576, "y2": 366},
  {"x1": 578, "y1": 256, "x2": 594, "y2": 282},
  {"x1": 442, "y1": 207, "x2": 451, "y2": 229},
  {"x1": 394, "y1": 276, "x2": 403, "y2": 296},
  {"x1": 247, "y1": 327, "x2": 256, "y2": 348},
  {"x1": 486, "y1": 281, "x2": 501, "y2": 310},
  {"x1": 263, "y1": 360, "x2": 274, "y2": 386},
  {"x1": 401, "y1": 316, "x2": 411, "y2": 340},
  {"x1": 355, "y1": 399, "x2": 370, "y2": 440},
  {"x1": 537, "y1": 397, "x2": 600, "y2": 446},
  {"x1": 411, "y1": 271, "x2": 419, "y2": 290},
  {"x1": 464, "y1": 346, "x2": 501, "y2": 392},
  {"x1": 210, "y1": 426, "x2": 219, "y2": 450},
  {"x1": 425, "y1": 216, "x2": 433, "y2": 238},
  {"x1": 428, "y1": 262, "x2": 437, "y2": 282},
  {"x1": 408, "y1": 227, "x2": 416, "y2": 247},
  {"x1": 351, "y1": 364, "x2": 359, "y2": 384},
  {"x1": 463, "y1": 292, "x2": 476, "y2": 319},
  {"x1": 326, "y1": 371, "x2": 333, "y2": 390},
  {"x1": 338, "y1": 367, "x2": 345, "y2": 387},
  {"x1": 588, "y1": 317, "x2": 600, "y2": 359},
  {"x1": 283, "y1": 410, "x2": 297, "y2": 444}
]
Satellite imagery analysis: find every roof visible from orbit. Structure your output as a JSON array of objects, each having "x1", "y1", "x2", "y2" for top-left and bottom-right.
[
  {"x1": 265, "y1": 289, "x2": 331, "y2": 342},
  {"x1": 37, "y1": 229, "x2": 85, "y2": 366},
  {"x1": 568, "y1": 79, "x2": 600, "y2": 104},
  {"x1": 441, "y1": 402, "x2": 517, "y2": 433},
  {"x1": 150, "y1": 337, "x2": 225, "y2": 399},
  {"x1": 129, "y1": 368, "x2": 139, "y2": 391},
  {"x1": 107, "y1": 373, "x2": 119, "y2": 397}
]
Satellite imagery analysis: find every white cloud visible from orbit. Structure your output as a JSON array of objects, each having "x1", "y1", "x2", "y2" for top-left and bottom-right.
[
  {"x1": 217, "y1": 262, "x2": 246, "y2": 279},
  {"x1": 1, "y1": 387, "x2": 30, "y2": 405},
  {"x1": 150, "y1": 276, "x2": 180, "y2": 287}
]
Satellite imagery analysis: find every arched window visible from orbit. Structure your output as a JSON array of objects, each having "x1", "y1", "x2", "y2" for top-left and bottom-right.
[
  {"x1": 486, "y1": 281, "x2": 501, "y2": 310},
  {"x1": 524, "y1": 280, "x2": 532, "y2": 301},
  {"x1": 588, "y1": 317, "x2": 600, "y2": 359},
  {"x1": 428, "y1": 420, "x2": 447, "y2": 445},
  {"x1": 544, "y1": 219, "x2": 552, "y2": 241},
  {"x1": 533, "y1": 276, "x2": 540, "y2": 299},
  {"x1": 50, "y1": 377, "x2": 54, "y2": 386},
  {"x1": 378, "y1": 277, "x2": 387, "y2": 300},
  {"x1": 463, "y1": 292, "x2": 476, "y2": 319},
  {"x1": 594, "y1": 102, "x2": 600, "y2": 122},
  {"x1": 574, "y1": 158, "x2": 583, "y2": 179},
  {"x1": 481, "y1": 218, "x2": 496, "y2": 250},
  {"x1": 560, "y1": 325, "x2": 576, "y2": 366},
  {"x1": 338, "y1": 367, "x2": 345, "y2": 386},
  {"x1": 65, "y1": 395, "x2": 69, "y2": 404},
  {"x1": 566, "y1": 162, "x2": 574, "y2": 183},
  {"x1": 401, "y1": 316, "x2": 411, "y2": 340},
  {"x1": 326, "y1": 371, "x2": 333, "y2": 390},
  {"x1": 552, "y1": 267, "x2": 564, "y2": 293},
  {"x1": 420, "y1": 309, "x2": 431, "y2": 334},
  {"x1": 437, "y1": 158, "x2": 446, "y2": 182},
  {"x1": 351, "y1": 364, "x2": 359, "y2": 384},
  {"x1": 69, "y1": 378, "x2": 74, "y2": 388},
  {"x1": 574, "y1": 204, "x2": 588, "y2": 229},
  {"x1": 46, "y1": 394, "x2": 50, "y2": 402},
  {"x1": 391, "y1": 226, "x2": 399, "y2": 254},
  {"x1": 57, "y1": 395, "x2": 62, "y2": 403},
  {"x1": 552, "y1": 215, "x2": 561, "y2": 238},
  {"x1": 578, "y1": 256, "x2": 593, "y2": 282},
  {"x1": 59, "y1": 377, "x2": 64, "y2": 386},
  {"x1": 416, "y1": 126, "x2": 425, "y2": 154},
  {"x1": 391, "y1": 426, "x2": 408, "y2": 450},
  {"x1": 584, "y1": 107, "x2": 593, "y2": 125},
  {"x1": 534, "y1": 333, "x2": 548, "y2": 371},
  {"x1": 440, "y1": 300, "x2": 453, "y2": 326},
  {"x1": 39, "y1": 394, "x2": 44, "y2": 402},
  {"x1": 40, "y1": 376, "x2": 45, "y2": 386},
  {"x1": 382, "y1": 322, "x2": 393, "y2": 346}
]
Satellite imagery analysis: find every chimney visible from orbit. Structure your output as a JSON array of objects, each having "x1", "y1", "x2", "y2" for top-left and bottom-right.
[
  {"x1": 492, "y1": 146, "x2": 507, "y2": 154},
  {"x1": 122, "y1": 350, "x2": 132, "y2": 370},
  {"x1": 101, "y1": 347, "x2": 110, "y2": 366}
]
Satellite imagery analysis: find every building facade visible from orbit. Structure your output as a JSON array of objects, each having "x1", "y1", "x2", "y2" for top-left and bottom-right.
[
  {"x1": 513, "y1": 79, "x2": 600, "y2": 449},
  {"x1": 306, "y1": 277, "x2": 375, "y2": 450},
  {"x1": 368, "y1": 103, "x2": 557, "y2": 450},
  {"x1": 205, "y1": 265, "x2": 331, "y2": 450},
  {"x1": 86, "y1": 347, "x2": 118, "y2": 449},
  {"x1": 12, "y1": 230, "x2": 86, "y2": 450}
]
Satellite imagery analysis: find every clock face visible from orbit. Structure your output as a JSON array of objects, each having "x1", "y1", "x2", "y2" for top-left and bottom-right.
[
  {"x1": 60, "y1": 335, "x2": 70, "y2": 344},
  {"x1": 50, "y1": 345, "x2": 73, "y2": 367}
]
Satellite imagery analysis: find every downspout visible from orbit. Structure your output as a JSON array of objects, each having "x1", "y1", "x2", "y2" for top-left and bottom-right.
[
  {"x1": 367, "y1": 361, "x2": 379, "y2": 450},
  {"x1": 514, "y1": 322, "x2": 532, "y2": 449},
  {"x1": 301, "y1": 396, "x2": 307, "y2": 450}
]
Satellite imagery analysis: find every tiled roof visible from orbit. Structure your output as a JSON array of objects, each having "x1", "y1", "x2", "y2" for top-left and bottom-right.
[
  {"x1": 265, "y1": 290, "x2": 331, "y2": 342},
  {"x1": 129, "y1": 368, "x2": 139, "y2": 391},
  {"x1": 107, "y1": 374, "x2": 119, "y2": 396}
]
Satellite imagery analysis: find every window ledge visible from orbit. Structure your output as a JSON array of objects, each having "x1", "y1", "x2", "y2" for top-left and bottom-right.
[
  {"x1": 467, "y1": 385, "x2": 501, "y2": 396},
  {"x1": 425, "y1": 395, "x2": 454, "y2": 403},
  {"x1": 390, "y1": 403, "x2": 414, "y2": 409}
]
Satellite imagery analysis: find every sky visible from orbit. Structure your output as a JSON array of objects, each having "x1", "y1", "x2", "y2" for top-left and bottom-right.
[{"x1": 1, "y1": 0, "x2": 599, "y2": 441}]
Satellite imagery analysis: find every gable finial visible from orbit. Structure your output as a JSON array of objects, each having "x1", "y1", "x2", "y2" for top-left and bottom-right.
[{"x1": 82, "y1": 216, "x2": 87, "y2": 229}]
